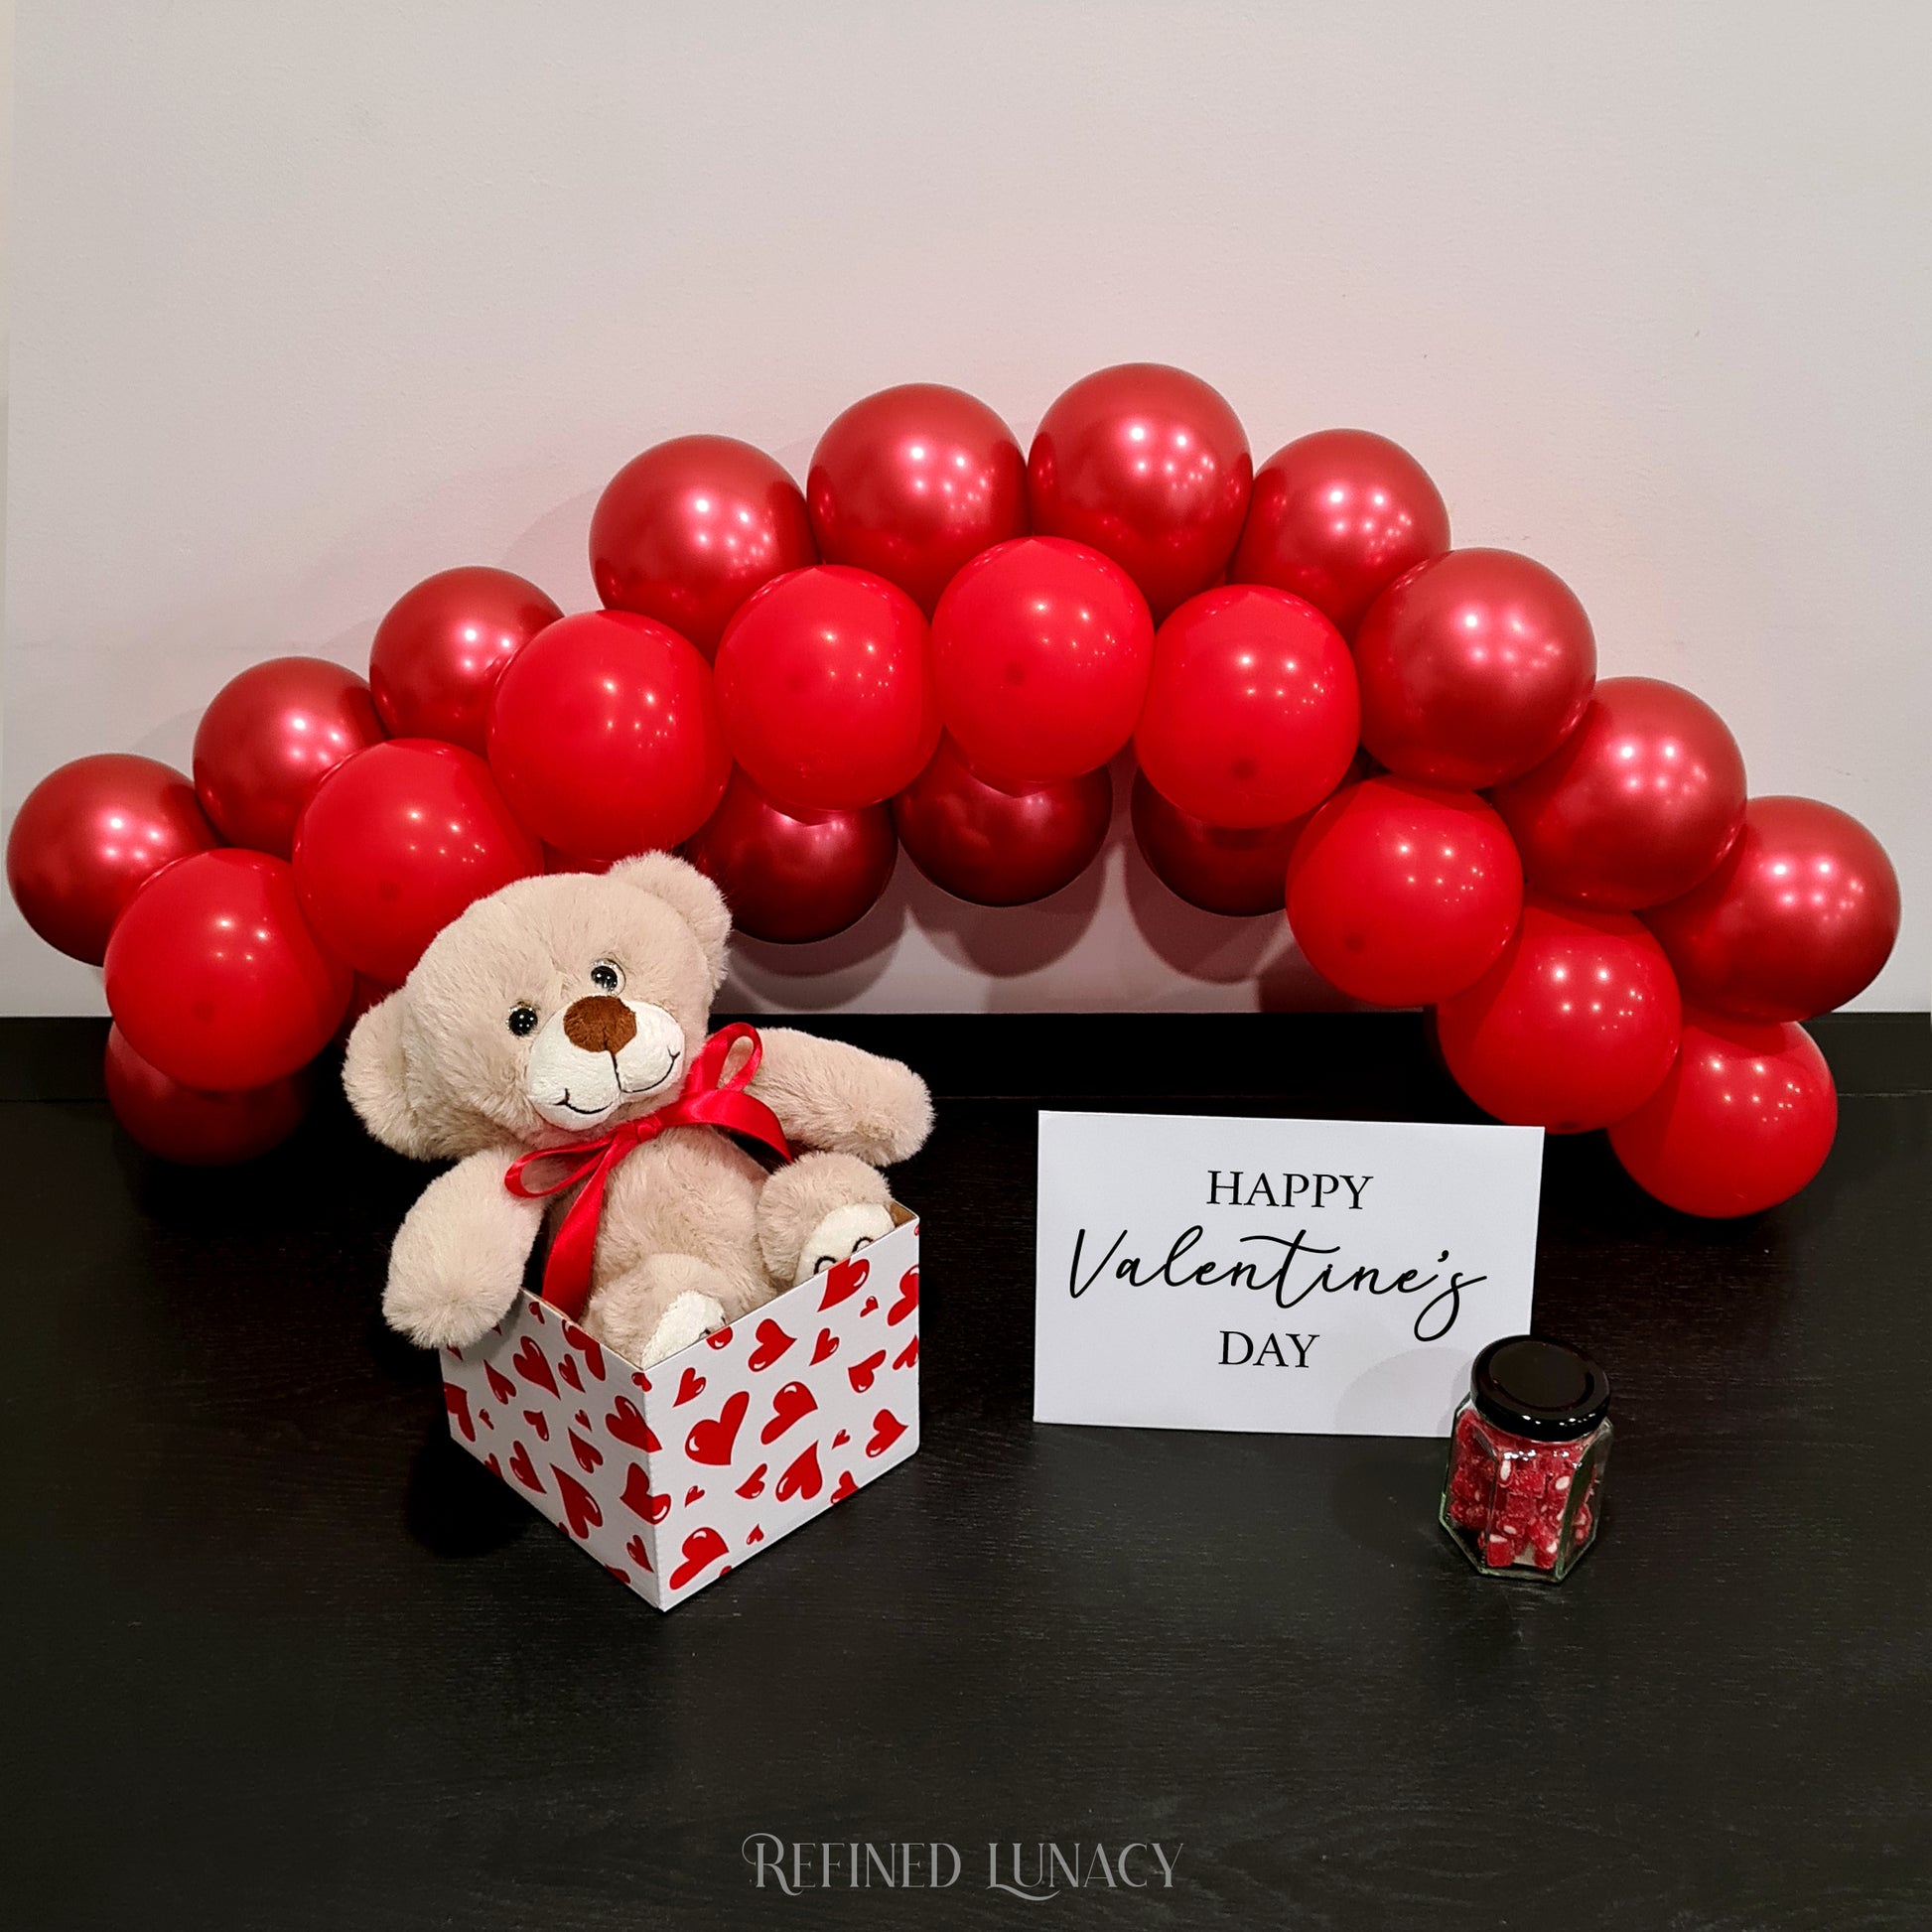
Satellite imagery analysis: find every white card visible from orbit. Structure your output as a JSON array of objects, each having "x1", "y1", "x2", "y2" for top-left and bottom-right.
[{"x1": 1034, "y1": 1110, "x2": 1544, "y2": 1439}]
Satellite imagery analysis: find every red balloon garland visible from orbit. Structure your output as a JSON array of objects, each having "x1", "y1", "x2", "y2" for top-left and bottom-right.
[{"x1": 5, "y1": 369, "x2": 1894, "y2": 1203}]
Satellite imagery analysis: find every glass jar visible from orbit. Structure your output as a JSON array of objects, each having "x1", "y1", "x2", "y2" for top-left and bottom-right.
[{"x1": 1441, "y1": 1335, "x2": 1610, "y2": 1583}]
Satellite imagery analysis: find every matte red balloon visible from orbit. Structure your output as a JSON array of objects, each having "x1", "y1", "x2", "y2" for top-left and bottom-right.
[
  {"x1": 104, "y1": 1023, "x2": 310, "y2": 1166},
  {"x1": 1490, "y1": 677, "x2": 1746, "y2": 910},
  {"x1": 294, "y1": 739, "x2": 542, "y2": 985},
  {"x1": 807, "y1": 383, "x2": 1028, "y2": 615},
  {"x1": 193, "y1": 656, "x2": 386, "y2": 857},
  {"x1": 1135, "y1": 586, "x2": 1359, "y2": 828},
  {"x1": 6, "y1": 754, "x2": 219, "y2": 964},
  {"x1": 1436, "y1": 896, "x2": 1683, "y2": 1133},
  {"x1": 893, "y1": 736, "x2": 1112, "y2": 907},
  {"x1": 1355, "y1": 550, "x2": 1595, "y2": 787},
  {"x1": 1609, "y1": 1012, "x2": 1838, "y2": 1217},
  {"x1": 930, "y1": 537, "x2": 1153, "y2": 784},
  {"x1": 368, "y1": 565, "x2": 563, "y2": 752},
  {"x1": 488, "y1": 610, "x2": 730, "y2": 861},
  {"x1": 1642, "y1": 796, "x2": 1899, "y2": 1021},
  {"x1": 1028, "y1": 363, "x2": 1253, "y2": 620},
  {"x1": 590, "y1": 435, "x2": 816, "y2": 659},
  {"x1": 1131, "y1": 771, "x2": 1304, "y2": 917},
  {"x1": 102, "y1": 849, "x2": 350, "y2": 1090},
  {"x1": 1287, "y1": 778, "x2": 1523, "y2": 1006},
  {"x1": 714, "y1": 566, "x2": 939, "y2": 810},
  {"x1": 1230, "y1": 429, "x2": 1451, "y2": 636},
  {"x1": 682, "y1": 765, "x2": 897, "y2": 943}
]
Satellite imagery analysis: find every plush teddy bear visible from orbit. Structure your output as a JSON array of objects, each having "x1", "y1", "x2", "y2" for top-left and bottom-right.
[{"x1": 344, "y1": 851, "x2": 931, "y2": 1368}]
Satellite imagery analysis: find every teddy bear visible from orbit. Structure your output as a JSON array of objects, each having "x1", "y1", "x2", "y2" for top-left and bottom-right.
[{"x1": 344, "y1": 850, "x2": 931, "y2": 1368}]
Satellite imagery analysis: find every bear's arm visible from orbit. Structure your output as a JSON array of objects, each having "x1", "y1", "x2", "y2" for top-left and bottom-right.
[
  {"x1": 383, "y1": 1147, "x2": 547, "y2": 1348},
  {"x1": 743, "y1": 1029, "x2": 933, "y2": 1167}
]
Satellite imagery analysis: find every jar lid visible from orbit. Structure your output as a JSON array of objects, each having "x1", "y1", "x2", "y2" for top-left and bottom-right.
[{"x1": 1470, "y1": 1335, "x2": 1610, "y2": 1442}]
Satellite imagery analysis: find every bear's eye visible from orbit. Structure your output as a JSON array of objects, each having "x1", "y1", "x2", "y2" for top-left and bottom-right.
[
  {"x1": 590, "y1": 959, "x2": 624, "y2": 995},
  {"x1": 506, "y1": 1004, "x2": 540, "y2": 1037}
]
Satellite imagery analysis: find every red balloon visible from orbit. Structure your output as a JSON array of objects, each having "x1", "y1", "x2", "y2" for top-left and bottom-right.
[
  {"x1": 714, "y1": 566, "x2": 939, "y2": 810},
  {"x1": 893, "y1": 736, "x2": 1112, "y2": 907},
  {"x1": 1436, "y1": 896, "x2": 1682, "y2": 1132},
  {"x1": 1355, "y1": 550, "x2": 1595, "y2": 786},
  {"x1": 1609, "y1": 1011, "x2": 1838, "y2": 1217},
  {"x1": 103, "y1": 849, "x2": 350, "y2": 1090},
  {"x1": 1642, "y1": 796, "x2": 1900, "y2": 1020},
  {"x1": 1490, "y1": 677, "x2": 1746, "y2": 911},
  {"x1": 590, "y1": 435, "x2": 816, "y2": 659},
  {"x1": 807, "y1": 383, "x2": 1028, "y2": 614},
  {"x1": 193, "y1": 657, "x2": 386, "y2": 857},
  {"x1": 543, "y1": 845, "x2": 615, "y2": 877},
  {"x1": 682, "y1": 765, "x2": 897, "y2": 943},
  {"x1": 1287, "y1": 778, "x2": 1523, "y2": 1006},
  {"x1": 1027, "y1": 363, "x2": 1253, "y2": 619},
  {"x1": 293, "y1": 739, "x2": 542, "y2": 984},
  {"x1": 1131, "y1": 771, "x2": 1305, "y2": 916},
  {"x1": 368, "y1": 566, "x2": 563, "y2": 753},
  {"x1": 1134, "y1": 586, "x2": 1359, "y2": 827},
  {"x1": 930, "y1": 537, "x2": 1153, "y2": 784},
  {"x1": 6, "y1": 754, "x2": 219, "y2": 964},
  {"x1": 1230, "y1": 429, "x2": 1450, "y2": 636},
  {"x1": 104, "y1": 1023, "x2": 310, "y2": 1166},
  {"x1": 487, "y1": 610, "x2": 729, "y2": 861}
]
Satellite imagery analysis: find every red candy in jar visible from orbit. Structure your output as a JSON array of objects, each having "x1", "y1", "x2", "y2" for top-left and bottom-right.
[{"x1": 1440, "y1": 1335, "x2": 1611, "y2": 1583}]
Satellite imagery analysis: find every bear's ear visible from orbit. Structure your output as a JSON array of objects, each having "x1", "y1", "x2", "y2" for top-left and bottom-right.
[
  {"x1": 608, "y1": 850, "x2": 732, "y2": 992},
  {"x1": 343, "y1": 991, "x2": 441, "y2": 1160}
]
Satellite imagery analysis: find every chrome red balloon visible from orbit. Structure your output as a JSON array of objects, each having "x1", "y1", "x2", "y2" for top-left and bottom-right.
[
  {"x1": 893, "y1": 737, "x2": 1111, "y2": 907},
  {"x1": 591, "y1": 435, "x2": 816, "y2": 660},
  {"x1": 1355, "y1": 550, "x2": 1595, "y2": 787},
  {"x1": 1231, "y1": 429, "x2": 1450, "y2": 636},
  {"x1": 682, "y1": 766, "x2": 897, "y2": 943},
  {"x1": 193, "y1": 656, "x2": 386, "y2": 857},
  {"x1": 368, "y1": 566, "x2": 562, "y2": 753},
  {"x1": 1490, "y1": 677, "x2": 1746, "y2": 910},
  {"x1": 1642, "y1": 796, "x2": 1899, "y2": 1020},
  {"x1": 807, "y1": 383, "x2": 1028, "y2": 615},
  {"x1": 1028, "y1": 363, "x2": 1252, "y2": 620},
  {"x1": 1130, "y1": 772, "x2": 1303, "y2": 917},
  {"x1": 104, "y1": 1023, "x2": 311, "y2": 1167},
  {"x1": 6, "y1": 754, "x2": 219, "y2": 964}
]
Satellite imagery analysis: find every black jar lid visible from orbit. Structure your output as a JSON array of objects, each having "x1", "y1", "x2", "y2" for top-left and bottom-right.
[{"x1": 1470, "y1": 1335, "x2": 1610, "y2": 1442}]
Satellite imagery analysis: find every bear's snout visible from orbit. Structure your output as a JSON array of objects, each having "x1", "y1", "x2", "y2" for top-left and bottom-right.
[{"x1": 562, "y1": 995, "x2": 637, "y2": 1055}]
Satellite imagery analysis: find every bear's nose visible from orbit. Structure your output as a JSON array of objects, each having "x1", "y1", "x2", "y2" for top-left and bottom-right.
[{"x1": 562, "y1": 995, "x2": 636, "y2": 1055}]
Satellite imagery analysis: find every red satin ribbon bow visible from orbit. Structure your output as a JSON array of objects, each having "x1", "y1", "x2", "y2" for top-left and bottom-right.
[{"x1": 502, "y1": 1022, "x2": 792, "y2": 1320}]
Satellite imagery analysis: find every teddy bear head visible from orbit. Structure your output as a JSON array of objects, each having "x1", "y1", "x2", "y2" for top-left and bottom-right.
[{"x1": 345, "y1": 851, "x2": 734, "y2": 1161}]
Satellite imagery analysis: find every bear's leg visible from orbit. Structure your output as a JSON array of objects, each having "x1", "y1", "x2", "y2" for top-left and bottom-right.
[
  {"x1": 587, "y1": 1252, "x2": 755, "y2": 1370},
  {"x1": 757, "y1": 1151, "x2": 903, "y2": 1288}
]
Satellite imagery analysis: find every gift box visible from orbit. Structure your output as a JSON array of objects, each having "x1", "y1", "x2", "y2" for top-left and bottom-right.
[{"x1": 439, "y1": 1214, "x2": 920, "y2": 1608}]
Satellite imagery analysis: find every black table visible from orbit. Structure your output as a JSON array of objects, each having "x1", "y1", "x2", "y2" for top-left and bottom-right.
[{"x1": 5, "y1": 1012, "x2": 1929, "y2": 1930}]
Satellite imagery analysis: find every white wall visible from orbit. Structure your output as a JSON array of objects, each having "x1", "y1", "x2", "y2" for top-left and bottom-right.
[{"x1": 4, "y1": 1, "x2": 1926, "y2": 1015}]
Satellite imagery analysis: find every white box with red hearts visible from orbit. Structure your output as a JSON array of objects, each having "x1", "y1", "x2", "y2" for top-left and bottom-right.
[{"x1": 438, "y1": 1215, "x2": 920, "y2": 1608}]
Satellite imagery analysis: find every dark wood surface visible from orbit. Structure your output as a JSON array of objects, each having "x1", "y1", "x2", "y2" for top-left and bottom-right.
[{"x1": 4, "y1": 1012, "x2": 1929, "y2": 1931}]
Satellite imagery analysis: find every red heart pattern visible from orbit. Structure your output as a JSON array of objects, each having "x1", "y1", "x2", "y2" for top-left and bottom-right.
[
  {"x1": 512, "y1": 1335, "x2": 558, "y2": 1395},
  {"x1": 685, "y1": 1389, "x2": 750, "y2": 1465},
  {"x1": 759, "y1": 1380, "x2": 818, "y2": 1445},
  {"x1": 819, "y1": 1254, "x2": 869, "y2": 1311},
  {"x1": 439, "y1": 1215, "x2": 920, "y2": 1609},
  {"x1": 747, "y1": 1318, "x2": 795, "y2": 1370}
]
